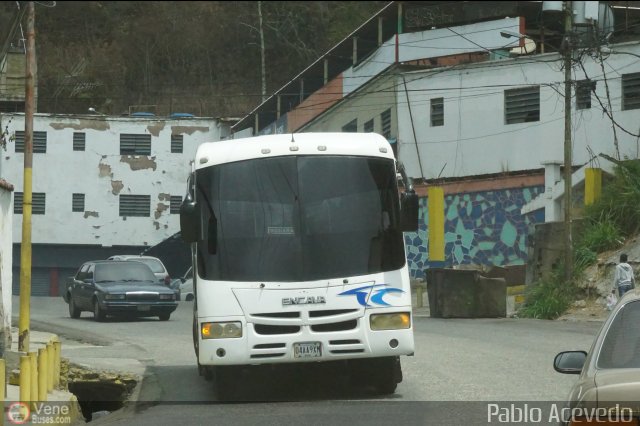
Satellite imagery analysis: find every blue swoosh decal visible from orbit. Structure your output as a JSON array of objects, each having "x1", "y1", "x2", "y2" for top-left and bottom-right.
[
  {"x1": 338, "y1": 284, "x2": 404, "y2": 307},
  {"x1": 370, "y1": 287, "x2": 404, "y2": 306}
]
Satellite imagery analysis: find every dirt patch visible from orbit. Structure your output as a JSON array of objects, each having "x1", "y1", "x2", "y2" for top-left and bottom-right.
[{"x1": 556, "y1": 298, "x2": 610, "y2": 322}]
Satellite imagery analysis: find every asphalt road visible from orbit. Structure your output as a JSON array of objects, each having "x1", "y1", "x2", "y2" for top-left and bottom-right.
[{"x1": 14, "y1": 296, "x2": 603, "y2": 425}]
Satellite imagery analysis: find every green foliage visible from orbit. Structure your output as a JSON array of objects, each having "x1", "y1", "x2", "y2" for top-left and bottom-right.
[
  {"x1": 520, "y1": 160, "x2": 640, "y2": 319},
  {"x1": 519, "y1": 274, "x2": 578, "y2": 320},
  {"x1": 584, "y1": 160, "x2": 640, "y2": 237},
  {"x1": 0, "y1": 1, "x2": 386, "y2": 116}
]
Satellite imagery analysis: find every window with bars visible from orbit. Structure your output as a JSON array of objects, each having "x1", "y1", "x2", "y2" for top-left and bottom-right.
[
  {"x1": 576, "y1": 80, "x2": 596, "y2": 110},
  {"x1": 622, "y1": 72, "x2": 640, "y2": 111},
  {"x1": 73, "y1": 132, "x2": 86, "y2": 151},
  {"x1": 119, "y1": 195, "x2": 150, "y2": 217},
  {"x1": 364, "y1": 118, "x2": 374, "y2": 133},
  {"x1": 171, "y1": 134, "x2": 183, "y2": 153},
  {"x1": 72, "y1": 193, "x2": 85, "y2": 212},
  {"x1": 431, "y1": 98, "x2": 444, "y2": 126},
  {"x1": 381, "y1": 109, "x2": 391, "y2": 139},
  {"x1": 342, "y1": 119, "x2": 357, "y2": 133},
  {"x1": 170, "y1": 195, "x2": 182, "y2": 214},
  {"x1": 14, "y1": 192, "x2": 46, "y2": 214},
  {"x1": 504, "y1": 86, "x2": 540, "y2": 124},
  {"x1": 120, "y1": 134, "x2": 151, "y2": 155},
  {"x1": 15, "y1": 131, "x2": 47, "y2": 153}
]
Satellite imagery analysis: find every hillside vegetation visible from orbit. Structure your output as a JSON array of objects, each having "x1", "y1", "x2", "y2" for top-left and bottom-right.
[
  {"x1": 0, "y1": 1, "x2": 384, "y2": 117},
  {"x1": 520, "y1": 158, "x2": 640, "y2": 319}
]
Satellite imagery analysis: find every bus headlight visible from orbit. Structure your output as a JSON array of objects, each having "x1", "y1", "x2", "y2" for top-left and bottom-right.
[
  {"x1": 201, "y1": 321, "x2": 243, "y2": 339},
  {"x1": 369, "y1": 313, "x2": 411, "y2": 330}
]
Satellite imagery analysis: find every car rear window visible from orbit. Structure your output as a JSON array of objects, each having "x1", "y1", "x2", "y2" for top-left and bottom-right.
[
  {"x1": 597, "y1": 300, "x2": 640, "y2": 369},
  {"x1": 95, "y1": 262, "x2": 157, "y2": 283},
  {"x1": 132, "y1": 258, "x2": 166, "y2": 273}
]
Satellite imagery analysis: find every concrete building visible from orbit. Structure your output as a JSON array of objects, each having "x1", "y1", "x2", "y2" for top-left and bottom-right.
[
  {"x1": 1, "y1": 113, "x2": 231, "y2": 296},
  {"x1": 231, "y1": 1, "x2": 640, "y2": 279}
]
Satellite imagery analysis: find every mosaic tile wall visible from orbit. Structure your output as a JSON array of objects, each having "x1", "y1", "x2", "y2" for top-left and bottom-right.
[{"x1": 405, "y1": 185, "x2": 546, "y2": 279}]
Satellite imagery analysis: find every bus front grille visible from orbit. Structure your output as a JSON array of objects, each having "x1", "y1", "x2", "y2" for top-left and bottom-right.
[{"x1": 254, "y1": 324, "x2": 300, "y2": 335}]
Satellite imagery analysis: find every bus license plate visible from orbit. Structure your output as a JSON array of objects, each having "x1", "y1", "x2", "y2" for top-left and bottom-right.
[{"x1": 293, "y1": 342, "x2": 321, "y2": 359}]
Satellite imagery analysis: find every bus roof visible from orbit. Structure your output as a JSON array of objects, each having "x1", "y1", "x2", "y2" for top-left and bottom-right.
[{"x1": 194, "y1": 132, "x2": 395, "y2": 169}]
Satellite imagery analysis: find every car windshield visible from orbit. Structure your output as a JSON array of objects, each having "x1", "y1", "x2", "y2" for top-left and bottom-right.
[
  {"x1": 130, "y1": 258, "x2": 165, "y2": 273},
  {"x1": 95, "y1": 262, "x2": 158, "y2": 283},
  {"x1": 597, "y1": 300, "x2": 640, "y2": 369}
]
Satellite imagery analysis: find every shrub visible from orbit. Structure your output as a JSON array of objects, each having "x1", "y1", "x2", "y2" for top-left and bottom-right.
[{"x1": 519, "y1": 274, "x2": 578, "y2": 319}]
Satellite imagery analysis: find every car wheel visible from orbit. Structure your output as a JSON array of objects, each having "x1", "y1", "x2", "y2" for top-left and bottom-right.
[
  {"x1": 158, "y1": 313, "x2": 171, "y2": 321},
  {"x1": 68, "y1": 295, "x2": 81, "y2": 319},
  {"x1": 186, "y1": 294, "x2": 194, "y2": 302},
  {"x1": 93, "y1": 300, "x2": 106, "y2": 322}
]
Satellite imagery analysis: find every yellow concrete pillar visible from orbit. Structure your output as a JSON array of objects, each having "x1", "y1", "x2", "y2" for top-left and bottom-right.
[
  {"x1": 428, "y1": 186, "x2": 445, "y2": 262},
  {"x1": 46, "y1": 342, "x2": 54, "y2": 392},
  {"x1": 53, "y1": 341, "x2": 61, "y2": 387},
  {"x1": 585, "y1": 168, "x2": 602, "y2": 206},
  {"x1": 0, "y1": 358, "x2": 5, "y2": 426},
  {"x1": 29, "y1": 352, "x2": 37, "y2": 407},
  {"x1": 37, "y1": 348, "x2": 47, "y2": 402},
  {"x1": 19, "y1": 356, "x2": 30, "y2": 404}
]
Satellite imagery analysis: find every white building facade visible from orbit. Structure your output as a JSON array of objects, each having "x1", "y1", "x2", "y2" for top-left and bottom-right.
[{"x1": 1, "y1": 113, "x2": 230, "y2": 295}]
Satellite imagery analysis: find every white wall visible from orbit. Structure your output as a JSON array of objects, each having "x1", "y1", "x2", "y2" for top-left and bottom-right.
[
  {"x1": 0, "y1": 185, "x2": 12, "y2": 347},
  {"x1": 1, "y1": 114, "x2": 227, "y2": 248},
  {"x1": 342, "y1": 17, "x2": 521, "y2": 96},
  {"x1": 396, "y1": 41, "x2": 640, "y2": 180},
  {"x1": 301, "y1": 75, "x2": 397, "y2": 135}
]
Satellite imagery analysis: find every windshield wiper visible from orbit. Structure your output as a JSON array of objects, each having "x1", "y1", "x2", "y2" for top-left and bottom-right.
[{"x1": 96, "y1": 280, "x2": 115, "y2": 283}]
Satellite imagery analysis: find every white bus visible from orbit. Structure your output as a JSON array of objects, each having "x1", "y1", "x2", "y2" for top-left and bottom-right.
[{"x1": 180, "y1": 132, "x2": 419, "y2": 396}]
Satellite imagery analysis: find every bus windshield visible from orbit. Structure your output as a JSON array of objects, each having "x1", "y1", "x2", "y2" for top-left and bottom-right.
[{"x1": 196, "y1": 155, "x2": 405, "y2": 282}]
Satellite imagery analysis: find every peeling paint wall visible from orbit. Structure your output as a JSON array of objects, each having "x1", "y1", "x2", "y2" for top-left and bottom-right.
[
  {"x1": 1, "y1": 113, "x2": 227, "y2": 247},
  {"x1": 0, "y1": 187, "x2": 12, "y2": 347}
]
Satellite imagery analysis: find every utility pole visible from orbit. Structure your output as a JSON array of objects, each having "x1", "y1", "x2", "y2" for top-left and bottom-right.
[
  {"x1": 563, "y1": 1, "x2": 573, "y2": 282},
  {"x1": 19, "y1": 1, "x2": 36, "y2": 352},
  {"x1": 258, "y1": 1, "x2": 266, "y2": 102}
]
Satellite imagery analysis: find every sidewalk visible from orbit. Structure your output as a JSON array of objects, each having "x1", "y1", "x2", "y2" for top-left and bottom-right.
[{"x1": 4, "y1": 327, "x2": 84, "y2": 425}]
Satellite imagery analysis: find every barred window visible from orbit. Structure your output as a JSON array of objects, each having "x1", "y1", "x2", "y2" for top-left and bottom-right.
[
  {"x1": 381, "y1": 108, "x2": 391, "y2": 139},
  {"x1": 72, "y1": 193, "x2": 85, "y2": 212},
  {"x1": 342, "y1": 119, "x2": 357, "y2": 133},
  {"x1": 14, "y1": 192, "x2": 46, "y2": 214},
  {"x1": 622, "y1": 72, "x2": 640, "y2": 111},
  {"x1": 119, "y1": 194, "x2": 150, "y2": 217},
  {"x1": 364, "y1": 119, "x2": 374, "y2": 133},
  {"x1": 73, "y1": 132, "x2": 86, "y2": 151},
  {"x1": 504, "y1": 86, "x2": 540, "y2": 124},
  {"x1": 120, "y1": 134, "x2": 151, "y2": 155},
  {"x1": 15, "y1": 131, "x2": 47, "y2": 153},
  {"x1": 171, "y1": 134, "x2": 183, "y2": 153},
  {"x1": 576, "y1": 80, "x2": 596, "y2": 110},
  {"x1": 170, "y1": 195, "x2": 182, "y2": 214},
  {"x1": 431, "y1": 98, "x2": 444, "y2": 126}
]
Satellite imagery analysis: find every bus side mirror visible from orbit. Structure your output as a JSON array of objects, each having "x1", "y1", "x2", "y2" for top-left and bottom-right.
[
  {"x1": 400, "y1": 191, "x2": 419, "y2": 232},
  {"x1": 180, "y1": 200, "x2": 202, "y2": 243}
]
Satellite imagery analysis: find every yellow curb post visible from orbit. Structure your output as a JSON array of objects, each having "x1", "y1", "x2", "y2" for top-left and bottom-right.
[
  {"x1": 37, "y1": 348, "x2": 47, "y2": 402},
  {"x1": 46, "y1": 342, "x2": 54, "y2": 392},
  {"x1": 53, "y1": 341, "x2": 61, "y2": 387},
  {"x1": 19, "y1": 356, "x2": 30, "y2": 404},
  {"x1": 0, "y1": 358, "x2": 5, "y2": 426},
  {"x1": 29, "y1": 352, "x2": 37, "y2": 409}
]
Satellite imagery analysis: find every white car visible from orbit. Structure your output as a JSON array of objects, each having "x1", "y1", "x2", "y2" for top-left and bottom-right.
[{"x1": 177, "y1": 267, "x2": 194, "y2": 301}]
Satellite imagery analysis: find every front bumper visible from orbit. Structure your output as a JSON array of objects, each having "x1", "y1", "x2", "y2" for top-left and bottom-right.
[
  {"x1": 101, "y1": 301, "x2": 177, "y2": 315},
  {"x1": 198, "y1": 311, "x2": 414, "y2": 366}
]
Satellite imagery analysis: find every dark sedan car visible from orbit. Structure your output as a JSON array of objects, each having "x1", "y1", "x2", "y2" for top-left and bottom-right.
[{"x1": 63, "y1": 260, "x2": 178, "y2": 321}]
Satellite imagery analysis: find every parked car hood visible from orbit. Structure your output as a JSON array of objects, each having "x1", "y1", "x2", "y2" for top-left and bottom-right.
[{"x1": 96, "y1": 282, "x2": 175, "y2": 294}]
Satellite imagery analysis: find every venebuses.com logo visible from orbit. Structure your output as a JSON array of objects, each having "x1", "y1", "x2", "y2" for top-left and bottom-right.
[{"x1": 6, "y1": 402, "x2": 71, "y2": 424}]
